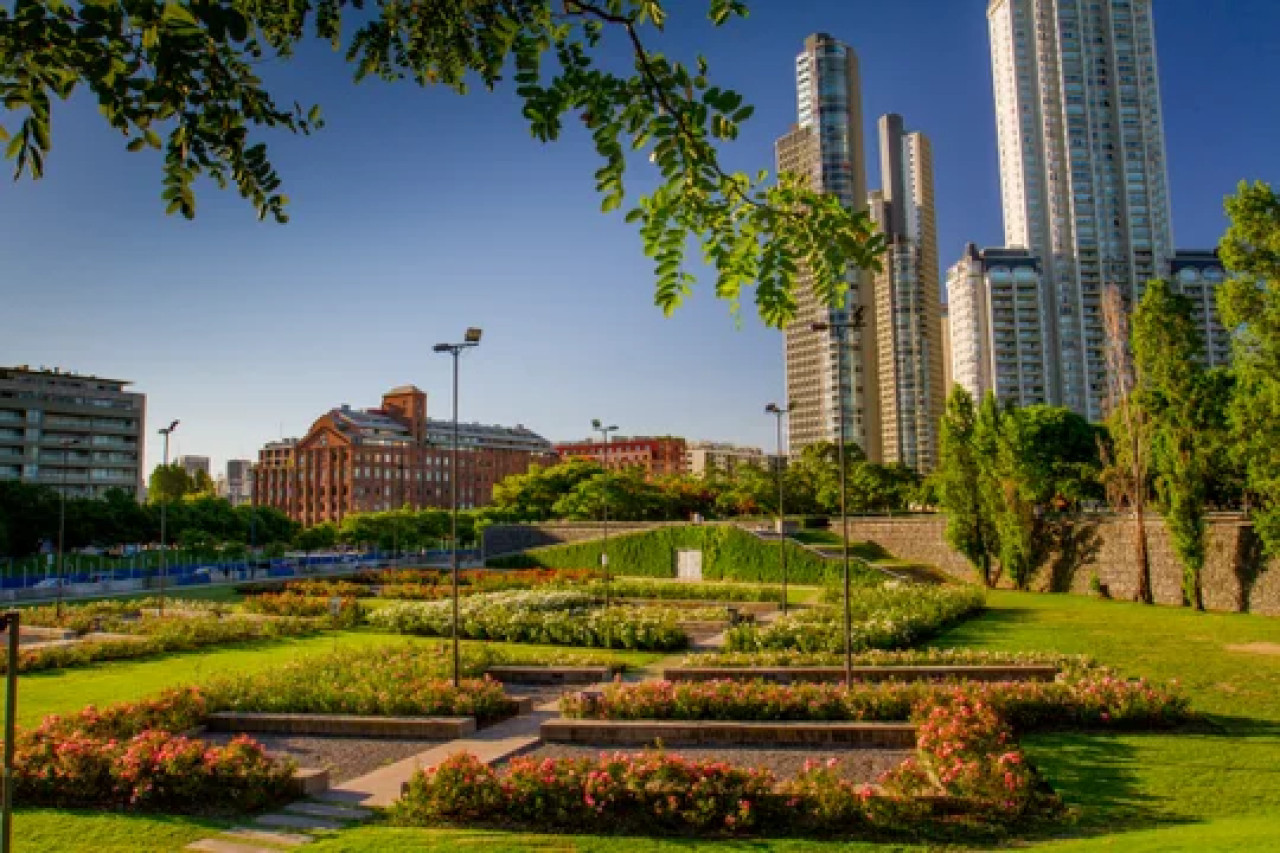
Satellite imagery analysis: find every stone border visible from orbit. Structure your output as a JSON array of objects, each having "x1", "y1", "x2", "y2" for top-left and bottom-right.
[
  {"x1": 541, "y1": 718, "x2": 917, "y2": 748},
  {"x1": 206, "y1": 713, "x2": 477, "y2": 738},
  {"x1": 661, "y1": 665, "x2": 1060, "y2": 684},
  {"x1": 485, "y1": 665, "x2": 614, "y2": 684}
]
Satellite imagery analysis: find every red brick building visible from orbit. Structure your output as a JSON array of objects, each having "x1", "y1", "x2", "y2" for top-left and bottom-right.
[
  {"x1": 554, "y1": 436, "x2": 688, "y2": 477},
  {"x1": 254, "y1": 386, "x2": 555, "y2": 526}
]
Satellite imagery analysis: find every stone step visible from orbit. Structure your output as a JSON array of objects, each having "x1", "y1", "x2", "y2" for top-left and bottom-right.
[
  {"x1": 224, "y1": 827, "x2": 314, "y2": 847},
  {"x1": 254, "y1": 813, "x2": 343, "y2": 833},
  {"x1": 283, "y1": 801, "x2": 373, "y2": 821},
  {"x1": 186, "y1": 839, "x2": 281, "y2": 853}
]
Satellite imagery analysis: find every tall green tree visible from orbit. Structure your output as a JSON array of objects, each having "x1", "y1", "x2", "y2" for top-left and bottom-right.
[
  {"x1": 1134, "y1": 278, "x2": 1214, "y2": 609},
  {"x1": 1, "y1": 0, "x2": 882, "y2": 328},
  {"x1": 148, "y1": 463, "x2": 193, "y2": 504},
  {"x1": 1219, "y1": 180, "x2": 1280, "y2": 554},
  {"x1": 936, "y1": 386, "x2": 999, "y2": 586}
]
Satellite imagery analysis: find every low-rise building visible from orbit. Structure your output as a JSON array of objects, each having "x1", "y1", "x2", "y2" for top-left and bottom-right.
[
  {"x1": 554, "y1": 436, "x2": 687, "y2": 477},
  {"x1": 685, "y1": 441, "x2": 776, "y2": 476},
  {"x1": 253, "y1": 385, "x2": 555, "y2": 526},
  {"x1": 0, "y1": 365, "x2": 145, "y2": 499}
]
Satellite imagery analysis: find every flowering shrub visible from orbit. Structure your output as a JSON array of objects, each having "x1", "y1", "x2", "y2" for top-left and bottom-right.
[
  {"x1": 682, "y1": 648, "x2": 1092, "y2": 674},
  {"x1": 12, "y1": 688, "x2": 295, "y2": 811},
  {"x1": 367, "y1": 590, "x2": 687, "y2": 651},
  {"x1": 4, "y1": 614, "x2": 325, "y2": 674},
  {"x1": 390, "y1": 751, "x2": 779, "y2": 833},
  {"x1": 572, "y1": 580, "x2": 787, "y2": 603},
  {"x1": 561, "y1": 675, "x2": 1191, "y2": 730},
  {"x1": 204, "y1": 648, "x2": 516, "y2": 722},
  {"x1": 278, "y1": 579, "x2": 372, "y2": 598},
  {"x1": 725, "y1": 585, "x2": 986, "y2": 653},
  {"x1": 240, "y1": 591, "x2": 364, "y2": 627}
]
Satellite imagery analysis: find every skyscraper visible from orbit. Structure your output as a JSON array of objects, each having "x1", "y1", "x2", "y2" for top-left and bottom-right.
[
  {"x1": 868, "y1": 115, "x2": 946, "y2": 471},
  {"x1": 776, "y1": 33, "x2": 880, "y2": 460},
  {"x1": 987, "y1": 0, "x2": 1174, "y2": 421}
]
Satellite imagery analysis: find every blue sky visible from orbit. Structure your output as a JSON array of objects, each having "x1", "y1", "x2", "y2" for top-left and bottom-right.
[{"x1": 3, "y1": 1, "x2": 1278, "y2": 479}]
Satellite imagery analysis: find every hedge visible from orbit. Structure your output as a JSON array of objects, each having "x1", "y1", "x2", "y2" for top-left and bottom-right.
[{"x1": 487, "y1": 525, "x2": 883, "y2": 586}]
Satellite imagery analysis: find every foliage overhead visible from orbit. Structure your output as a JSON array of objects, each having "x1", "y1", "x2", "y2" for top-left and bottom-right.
[{"x1": 0, "y1": 0, "x2": 884, "y2": 326}]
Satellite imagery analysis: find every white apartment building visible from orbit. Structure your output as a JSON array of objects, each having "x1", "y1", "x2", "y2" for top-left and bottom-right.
[
  {"x1": 946, "y1": 245, "x2": 1052, "y2": 407},
  {"x1": 988, "y1": 0, "x2": 1174, "y2": 421},
  {"x1": 868, "y1": 114, "x2": 946, "y2": 472}
]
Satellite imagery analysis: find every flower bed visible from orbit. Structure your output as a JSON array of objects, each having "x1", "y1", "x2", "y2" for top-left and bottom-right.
[
  {"x1": 5, "y1": 611, "x2": 325, "y2": 674},
  {"x1": 681, "y1": 648, "x2": 1092, "y2": 674},
  {"x1": 12, "y1": 688, "x2": 296, "y2": 811},
  {"x1": 240, "y1": 591, "x2": 364, "y2": 627},
  {"x1": 367, "y1": 590, "x2": 687, "y2": 651},
  {"x1": 203, "y1": 647, "x2": 516, "y2": 723},
  {"x1": 576, "y1": 580, "x2": 787, "y2": 603},
  {"x1": 560, "y1": 675, "x2": 1190, "y2": 730},
  {"x1": 725, "y1": 586, "x2": 985, "y2": 654}
]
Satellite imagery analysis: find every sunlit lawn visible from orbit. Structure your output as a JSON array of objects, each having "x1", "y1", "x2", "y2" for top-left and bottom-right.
[{"x1": 13, "y1": 587, "x2": 1280, "y2": 851}]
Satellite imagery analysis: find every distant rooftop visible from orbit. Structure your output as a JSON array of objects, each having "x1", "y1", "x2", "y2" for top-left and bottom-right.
[{"x1": 1, "y1": 364, "x2": 133, "y2": 387}]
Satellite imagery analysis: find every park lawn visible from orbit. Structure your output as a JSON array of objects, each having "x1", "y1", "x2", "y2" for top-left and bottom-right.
[
  {"x1": 929, "y1": 590, "x2": 1280, "y2": 850},
  {"x1": 15, "y1": 811, "x2": 236, "y2": 853},
  {"x1": 308, "y1": 589, "x2": 1280, "y2": 852},
  {"x1": 16, "y1": 632, "x2": 662, "y2": 725}
]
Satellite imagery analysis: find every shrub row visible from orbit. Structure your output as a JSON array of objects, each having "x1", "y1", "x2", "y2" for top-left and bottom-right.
[
  {"x1": 5, "y1": 614, "x2": 324, "y2": 674},
  {"x1": 13, "y1": 688, "x2": 295, "y2": 811},
  {"x1": 204, "y1": 648, "x2": 515, "y2": 722},
  {"x1": 239, "y1": 591, "x2": 364, "y2": 627},
  {"x1": 583, "y1": 579, "x2": 786, "y2": 603},
  {"x1": 681, "y1": 648, "x2": 1092, "y2": 675},
  {"x1": 487, "y1": 525, "x2": 882, "y2": 585},
  {"x1": 367, "y1": 590, "x2": 688, "y2": 651},
  {"x1": 724, "y1": 586, "x2": 986, "y2": 654},
  {"x1": 560, "y1": 675, "x2": 1191, "y2": 730}
]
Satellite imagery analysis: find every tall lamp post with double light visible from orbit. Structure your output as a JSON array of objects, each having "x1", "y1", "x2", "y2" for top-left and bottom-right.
[
  {"x1": 434, "y1": 327, "x2": 482, "y2": 688},
  {"x1": 764, "y1": 403, "x2": 793, "y2": 615},
  {"x1": 591, "y1": 419, "x2": 618, "y2": 609},
  {"x1": 811, "y1": 307, "x2": 866, "y2": 686},
  {"x1": 157, "y1": 420, "x2": 180, "y2": 617}
]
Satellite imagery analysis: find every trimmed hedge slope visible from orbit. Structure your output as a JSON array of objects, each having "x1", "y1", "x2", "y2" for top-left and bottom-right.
[{"x1": 487, "y1": 525, "x2": 883, "y2": 585}]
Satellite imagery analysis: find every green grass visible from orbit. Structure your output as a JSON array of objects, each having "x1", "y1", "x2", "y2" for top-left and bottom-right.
[
  {"x1": 14, "y1": 588, "x2": 1280, "y2": 851},
  {"x1": 15, "y1": 632, "x2": 662, "y2": 726}
]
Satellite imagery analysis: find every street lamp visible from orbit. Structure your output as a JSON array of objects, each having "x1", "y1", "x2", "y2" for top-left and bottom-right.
[
  {"x1": 434, "y1": 327, "x2": 482, "y2": 688},
  {"x1": 591, "y1": 419, "x2": 618, "y2": 611},
  {"x1": 157, "y1": 419, "x2": 180, "y2": 617},
  {"x1": 55, "y1": 438, "x2": 85, "y2": 620},
  {"x1": 764, "y1": 403, "x2": 793, "y2": 615},
  {"x1": 811, "y1": 306, "x2": 866, "y2": 686}
]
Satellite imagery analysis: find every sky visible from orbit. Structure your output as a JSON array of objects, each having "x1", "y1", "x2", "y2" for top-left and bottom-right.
[{"x1": 3, "y1": 0, "x2": 1279, "y2": 480}]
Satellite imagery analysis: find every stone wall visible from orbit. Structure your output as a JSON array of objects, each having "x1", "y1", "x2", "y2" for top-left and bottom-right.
[{"x1": 842, "y1": 514, "x2": 1280, "y2": 616}]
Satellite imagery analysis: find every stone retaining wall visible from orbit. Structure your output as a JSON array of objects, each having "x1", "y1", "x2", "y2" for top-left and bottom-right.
[
  {"x1": 842, "y1": 514, "x2": 1280, "y2": 616},
  {"x1": 206, "y1": 713, "x2": 477, "y2": 738}
]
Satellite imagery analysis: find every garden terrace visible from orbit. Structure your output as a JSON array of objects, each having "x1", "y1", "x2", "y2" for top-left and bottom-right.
[
  {"x1": 724, "y1": 585, "x2": 987, "y2": 653},
  {"x1": 366, "y1": 589, "x2": 689, "y2": 650},
  {"x1": 661, "y1": 664, "x2": 1061, "y2": 684},
  {"x1": 487, "y1": 524, "x2": 885, "y2": 585}
]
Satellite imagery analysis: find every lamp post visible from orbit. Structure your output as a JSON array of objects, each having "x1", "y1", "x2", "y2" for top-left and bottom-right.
[
  {"x1": 434, "y1": 327, "x2": 482, "y2": 688},
  {"x1": 812, "y1": 307, "x2": 866, "y2": 686},
  {"x1": 55, "y1": 438, "x2": 83, "y2": 620},
  {"x1": 157, "y1": 420, "x2": 180, "y2": 617},
  {"x1": 764, "y1": 403, "x2": 793, "y2": 615},
  {"x1": 591, "y1": 419, "x2": 618, "y2": 610},
  {"x1": 1, "y1": 609, "x2": 18, "y2": 853}
]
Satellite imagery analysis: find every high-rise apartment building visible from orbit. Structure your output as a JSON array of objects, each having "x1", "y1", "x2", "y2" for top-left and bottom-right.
[
  {"x1": 0, "y1": 366, "x2": 145, "y2": 498},
  {"x1": 777, "y1": 33, "x2": 880, "y2": 460},
  {"x1": 1170, "y1": 250, "x2": 1231, "y2": 368},
  {"x1": 946, "y1": 245, "x2": 1052, "y2": 407},
  {"x1": 988, "y1": 0, "x2": 1174, "y2": 421},
  {"x1": 868, "y1": 114, "x2": 946, "y2": 471}
]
